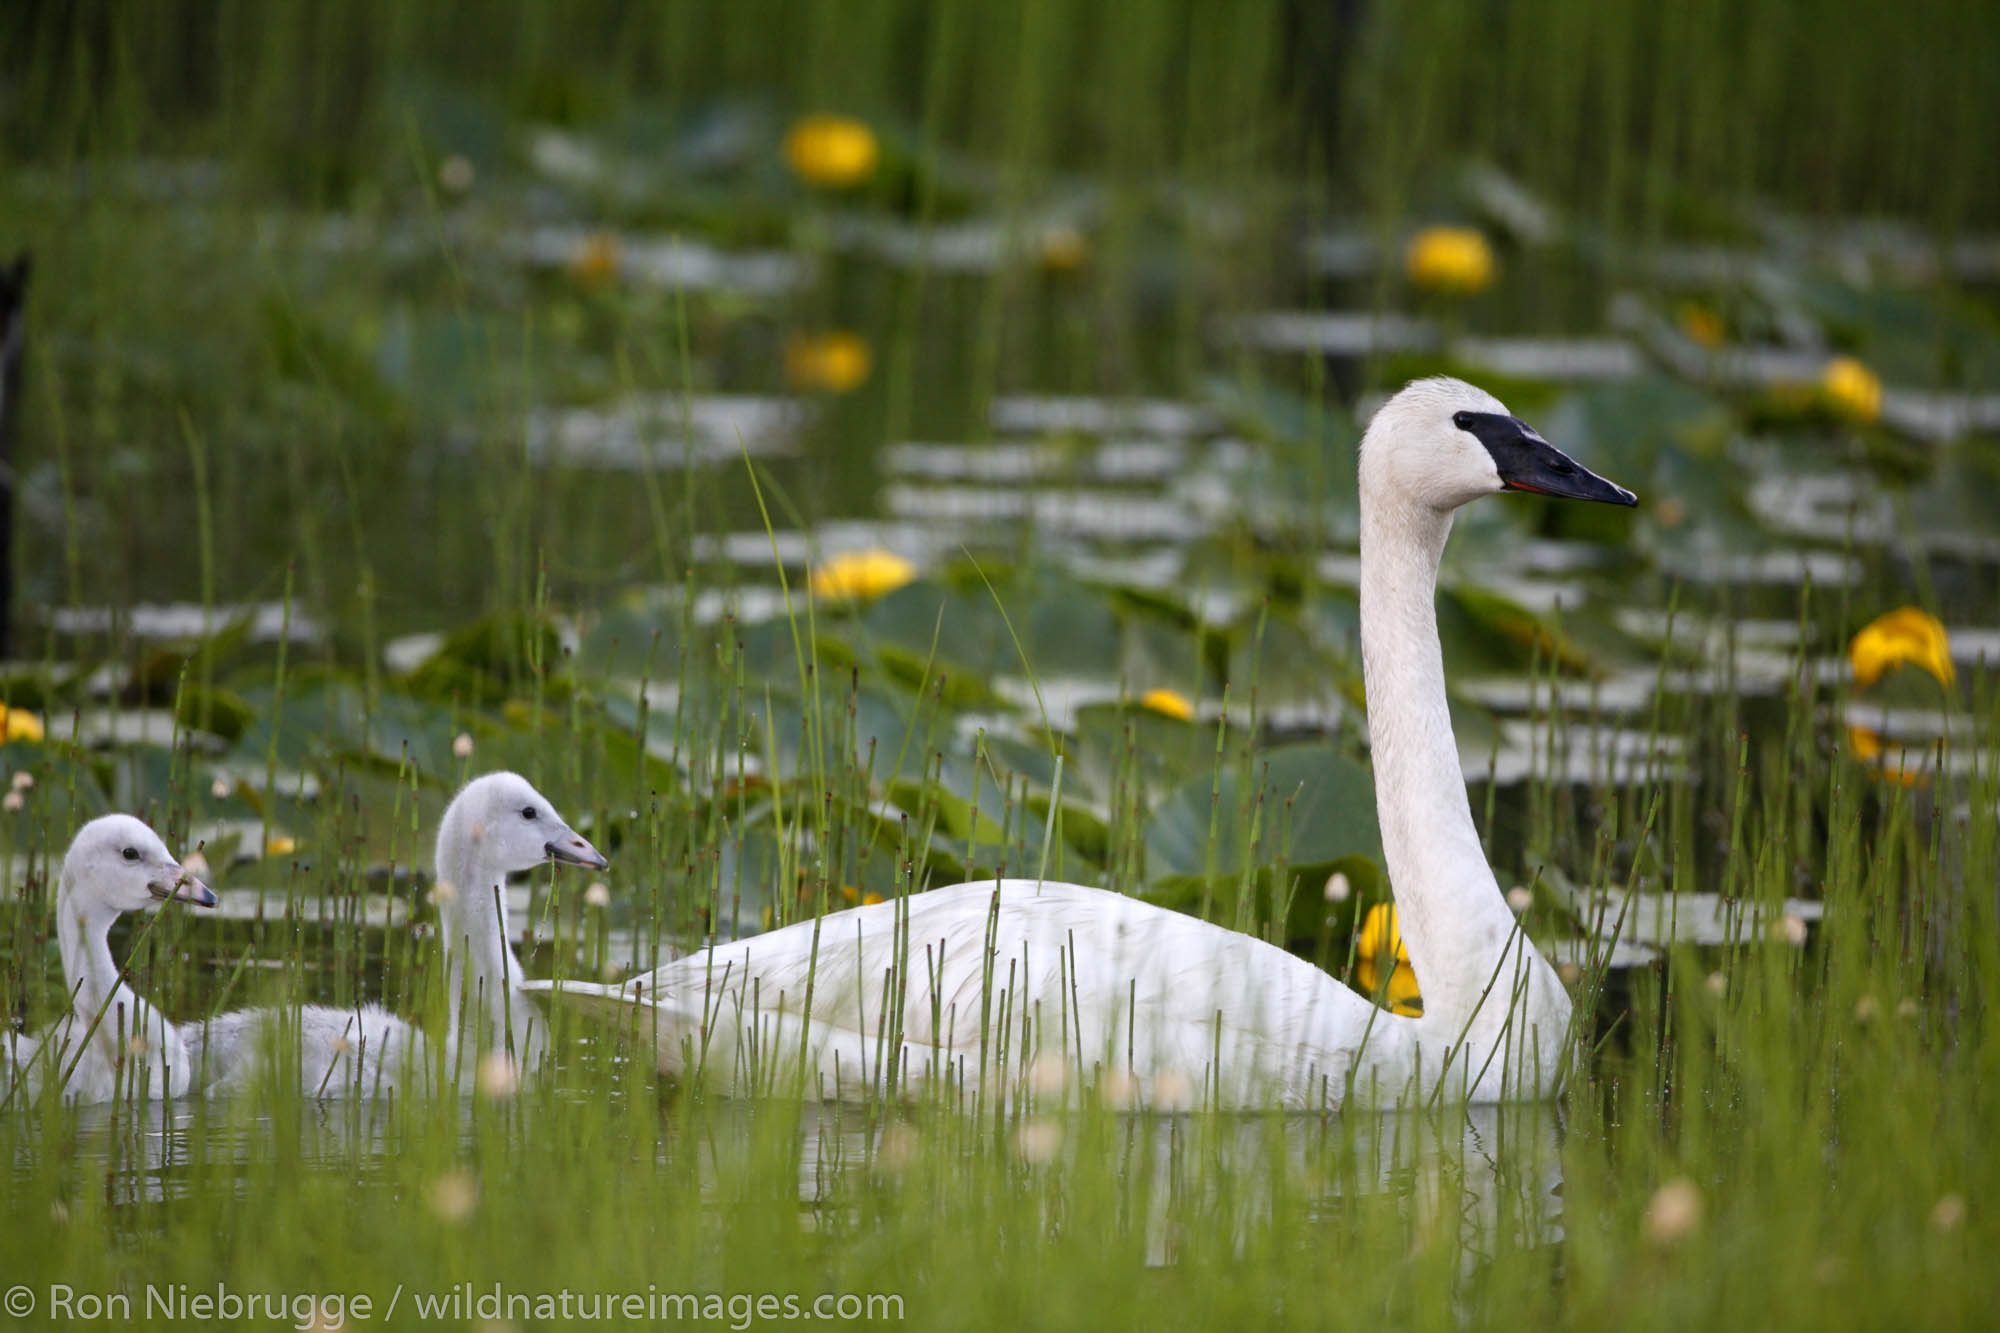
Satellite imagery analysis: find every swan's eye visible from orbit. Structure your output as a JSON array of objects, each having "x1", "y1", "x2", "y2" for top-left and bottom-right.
[
  {"x1": 521, "y1": 806, "x2": 538, "y2": 821},
  {"x1": 121, "y1": 847, "x2": 140, "y2": 862}
]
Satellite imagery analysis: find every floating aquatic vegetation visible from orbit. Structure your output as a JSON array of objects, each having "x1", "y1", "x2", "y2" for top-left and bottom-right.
[
  {"x1": 833, "y1": 213, "x2": 1095, "y2": 274},
  {"x1": 1661, "y1": 548, "x2": 1864, "y2": 588},
  {"x1": 509, "y1": 225, "x2": 806, "y2": 294},
  {"x1": 45, "y1": 602, "x2": 324, "y2": 646},
  {"x1": 65, "y1": 709, "x2": 203, "y2": 750},
  {"x1": 1473, "y1": 721, "x2": 1686, "y2": 788},
  {"x1": 522, "y1": 394, "x2": 812, "y2": 470},
  {"x1": 1144, "y1": 743, "x2": 1381, "y2": 893},
  {"x1": 880, "y1": 437, "x2": 1188, "y2": 485},
  {"x1": 858, "y1": 573, "x2": 1126, "y2": 688},
  {"x1": 1221, "y1": 309, "x2": 1440, "y2": 358},
  {"x1": 879, "y1": 484, "x2": 1195, "y2": 544},
  {"x1": 1554, "y1": 877, "x2": 1824, "y2": 951},
  {"x1": 526, "y1": 127, "x2": 613, "y2": 191},
  {"x1": 989, "y1": 396, "x2": 1218, "y2": 438},
  {"x1": 1304, "y1": 228, "x2": 1378, "y2": 278},
  {"x1": 1462, "y1": 164, "x2": 1559, "y2": 246},
  {"x1": 1453, "y1": 338, "x2": 1644, "y2": 383}
]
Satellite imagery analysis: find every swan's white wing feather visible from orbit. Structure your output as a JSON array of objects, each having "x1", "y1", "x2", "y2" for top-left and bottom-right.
[
  {"x1": 180, "y1": 1005, "x2": 431, "y2": 1098},
  {"x1": 535, "y1": 879, "x2": 1411, "y2": 1108}
]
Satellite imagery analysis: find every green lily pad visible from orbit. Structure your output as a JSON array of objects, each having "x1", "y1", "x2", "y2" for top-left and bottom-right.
[{"x1": 1144, "y1": 742, "x2": 1381, "y2": 886}]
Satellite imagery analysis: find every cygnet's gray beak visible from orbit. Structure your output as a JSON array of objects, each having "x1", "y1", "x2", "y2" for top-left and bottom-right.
[
  {"x1": 545, "y1": 830, "x2": 609, "y2": 871},
  {"x1": 152, "y1": 867, "x2": 218, "y2": 908}
]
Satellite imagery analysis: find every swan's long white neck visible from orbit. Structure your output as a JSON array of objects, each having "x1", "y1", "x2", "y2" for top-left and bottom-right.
[
  {"x1": 435, "y1": 810, "x2": 543, "y2": 1071},
  {"x1": 55, "y1": 874, "x2": 179, "y2": 1077},
  {"x1": 1359, "y1": 487, "x2": 1550, "y2": 1062}
]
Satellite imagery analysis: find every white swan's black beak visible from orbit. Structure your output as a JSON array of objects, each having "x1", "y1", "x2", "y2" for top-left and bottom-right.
[
  {"x1": 151, "y1": 869, "x2": 218, "y2": 908},
  {"x1": 1455, "y1": 410, "x2": 1638, "y2": 507},
  {"x1": 546, "y1": 834, "x2": 609, "y2": 871}
]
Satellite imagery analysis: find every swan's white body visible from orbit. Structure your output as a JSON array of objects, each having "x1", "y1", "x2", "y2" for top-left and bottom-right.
[
  {"x1": 536, "y1": 878, "x2": 1438, "y2": 1108},
  {"x1": 0, "y1": 815, "x2": 215, "y2": 1105},
  {"x1": 531, "y1": 378, "x2": 1632, "y2": 1109},
  {"x1": 179, "y1": 1002, "x2": 429, "y2": 1099}
]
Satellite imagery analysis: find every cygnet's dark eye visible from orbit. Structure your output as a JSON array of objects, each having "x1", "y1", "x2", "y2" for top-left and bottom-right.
[
  {"x1": 521, "y1": 806, "x2": 538, "y2": 821},
  {"x1": 122, "y1": 847, "x2": 140, "y2": 862}
]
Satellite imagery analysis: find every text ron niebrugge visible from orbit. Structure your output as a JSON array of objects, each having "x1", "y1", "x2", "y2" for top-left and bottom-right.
[{"x1": 10, "y1": 1282, "x2": 906, "y2": 1327}]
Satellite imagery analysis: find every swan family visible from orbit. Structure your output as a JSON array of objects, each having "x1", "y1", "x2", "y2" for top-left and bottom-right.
[
  {"x1": 538, "y1": 377, "x2": 1634, "y2": 1109},
  {"x1": 1, "y1": 773, "x2": 605, "y2": 1104},
  {"x1": 2, "y1": 378, "x2": 1633, "y2": 1111}
]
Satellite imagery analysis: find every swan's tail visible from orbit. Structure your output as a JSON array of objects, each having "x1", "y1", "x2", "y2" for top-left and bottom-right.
[
  {"x1": 521, "y1": 978, "x2": 653, "y2": 1033},
  {"x1": 519, "y1": 978, "x2": 704, "y2": 1072},
  {"x1": 524, "y1": 979, "x2": 962, "y2": 1100}
]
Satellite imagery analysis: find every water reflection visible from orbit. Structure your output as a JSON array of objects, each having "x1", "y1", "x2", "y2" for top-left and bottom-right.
[
  {"x1": 20, "y1": 1097, "x2": 420, "y2": 1206},
  {"x1": 775, "y1": 1099, "x2": 1563, "y2": 1268},
  {"x1": 30, "y1": 1088, "x2": 1563, "y2": 1272}
]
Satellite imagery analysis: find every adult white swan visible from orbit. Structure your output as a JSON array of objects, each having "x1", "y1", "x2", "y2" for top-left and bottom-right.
[
  {"x1": 178, "y1": 771, "x2": 605, "y2": 1096},
  {"x1": 529, "y1": 378, "x2": 1636, "y2": 1109},
  {"x1": 0, "y1": 815, "x2": 216, "y2": 1105}
]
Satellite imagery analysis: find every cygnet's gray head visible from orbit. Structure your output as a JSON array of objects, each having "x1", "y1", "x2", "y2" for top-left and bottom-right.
[
  {"x1": 1359, "y1": 376, "x2": 1638, "y2": 513},
  {"x1": 441, "y1": 771, "x2": 609, "y2": 877},
  {"x1": 61, "y1": 814, "x2": 217, "y2": 914}
]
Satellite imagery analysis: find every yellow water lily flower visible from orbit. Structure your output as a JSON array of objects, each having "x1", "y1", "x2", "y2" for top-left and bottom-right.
[
  {"x1": 1676, "y1": 301, "x2": 1725, "y2": 349},
  {"x1": 1356, "y1": 902, "x2": 1410, "y2": 965},
  {"x1": 810, "y1": 548, "x2": 915, "y2": 601},
  {"x1": 265, "y1": 835, "x2": 298, "y2": 857},
  {"x1": 1848, "y1": 608, "x2": 1952, "y2": 785},
  {"x1": 1356, "y1": 956, "x2": 1423, "y2": 1017},
  {"x1": 1404, "y1": 225, "x2": 1495, "y2": 295},
  {"x1": 839, "y1": 886, "x2": 886, "y2": 906},
  {"x1": 1821, "y1": 355, "x2": 1883, "y2": 424},
  {"x1": 1849, "y1": 607, "x2": 1954, "y2": 689},
  {"x1": 785, "y1": 331, "x2": 872, "y2": 394},
  {"x1": 783, "y1": 114, "x2": 879, "y2": 188},
  {"x1": 569, "y1": 231, "x2": 621, "y2": 286},
  {"x1": 1138, "y1": 688, "x2": 1194, "y2": 721},
  {"x1": 1845, "y1": 725, "x2": 1930, "y2": 787},
  {"x1": 1355, "y1": 902, "x2": 1421, "y2": 1016},
  {"x1": 0, "y1": 705, "x2": 44, "y2": 743},
  {"x1": 1038, "y1": 224, "x2": 1089, "y2": 273}
]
